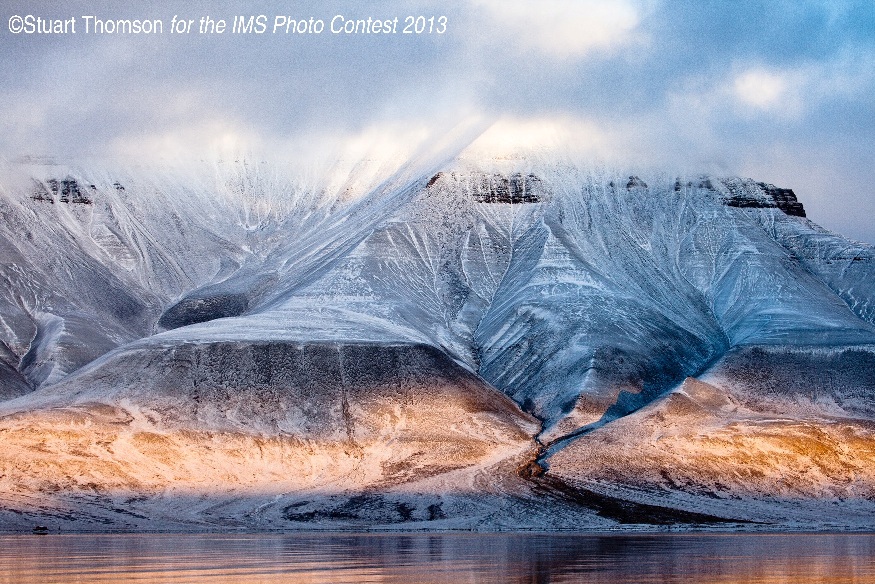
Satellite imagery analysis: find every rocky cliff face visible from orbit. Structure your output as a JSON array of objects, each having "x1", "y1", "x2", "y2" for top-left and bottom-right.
[
  {"x1": 428, "y1": 171, "x2": 543, "y2": 204},
  {"x1": 0, "y1": 157, "x2": 873, "y2": 531},
  {"x1": 676, "y1": 176, "x2": 807, "y2": 217}
]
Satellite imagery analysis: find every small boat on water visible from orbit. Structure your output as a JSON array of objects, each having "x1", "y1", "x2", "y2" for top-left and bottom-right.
[{"x1": 32, "y1": 525, "x2": 49, "y2": 535}]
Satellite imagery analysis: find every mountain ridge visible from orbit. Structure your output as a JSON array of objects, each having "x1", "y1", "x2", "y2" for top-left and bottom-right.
[{"x1": 1, "y1": 156, "x2": 873, "y2": 530}]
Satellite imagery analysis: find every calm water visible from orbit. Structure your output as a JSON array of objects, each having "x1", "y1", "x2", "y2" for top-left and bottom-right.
[{"x1": 0, "y1": 532, "x2": 873, "y2": 583}]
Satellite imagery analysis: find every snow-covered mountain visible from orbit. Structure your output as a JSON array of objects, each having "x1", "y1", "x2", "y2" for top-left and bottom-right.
[{"x1": 1, "y1": 154, "x2": 874, "y2": 531}]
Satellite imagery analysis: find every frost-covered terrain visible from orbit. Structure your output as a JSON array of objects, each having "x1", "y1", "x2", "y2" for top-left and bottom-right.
[{"x1": 0, "y1": 153, "x2": 874, "y2": 531}]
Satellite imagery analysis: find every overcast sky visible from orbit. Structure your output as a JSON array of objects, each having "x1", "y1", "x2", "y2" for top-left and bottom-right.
[{"x1": 2, "y1": 0, "x2": 873, "y2": 243}]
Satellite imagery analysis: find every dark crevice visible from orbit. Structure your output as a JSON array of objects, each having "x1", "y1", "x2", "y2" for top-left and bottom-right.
[{"x1": 517, "y1": 448, "x2": 751, "y2": 526}]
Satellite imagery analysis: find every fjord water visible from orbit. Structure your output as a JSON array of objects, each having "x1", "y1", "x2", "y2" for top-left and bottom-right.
[{"x1": 1, "y1": 532, "x2": 873, "y2": 583}]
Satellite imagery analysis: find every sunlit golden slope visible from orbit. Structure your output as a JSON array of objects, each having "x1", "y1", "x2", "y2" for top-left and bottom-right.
[
  {"x1": 547, "y1": 347, "x2": 875, "y2": 527},
  {"x1": 0, "y1": 342, "x2": 609, "y2": 530}
]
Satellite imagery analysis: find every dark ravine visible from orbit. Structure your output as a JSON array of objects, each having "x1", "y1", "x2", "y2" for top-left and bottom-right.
[
  {"x1": 517, "y1": 449, "x2": 745, "y2": 526},
  {"x1": 158, "y1": 292, "x2": 250, "y2": 330}
]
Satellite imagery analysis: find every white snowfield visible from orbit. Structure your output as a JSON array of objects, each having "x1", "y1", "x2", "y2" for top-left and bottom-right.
[{"x1": 0, "y1": 153, "x2": 873, "y2": 531}]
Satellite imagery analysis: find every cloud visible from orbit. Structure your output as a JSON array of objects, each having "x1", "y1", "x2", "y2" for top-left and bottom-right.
[
  {"x1": 729, "y1": 51, "x2": 874, "y2": 117},
  {"x1": 667, "y1": 48, "x2": 874, "y2": 130},
  {"x1": 733, "y1": 68, "x2": 792, "y2": 110},
  {"x1": 470, "y1": 0, "x2": 649, "y2": 59},
  {"x1": 462, "y1": 116, "x2": 611, "y2": 160},
  {"x1": 0, "y1": 0, "x2": 873, "y2": 242}
]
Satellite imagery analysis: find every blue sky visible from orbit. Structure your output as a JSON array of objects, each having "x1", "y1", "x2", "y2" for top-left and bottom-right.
[{"x1": 2, "y1": 0, "x2": 873, "y2": 242}]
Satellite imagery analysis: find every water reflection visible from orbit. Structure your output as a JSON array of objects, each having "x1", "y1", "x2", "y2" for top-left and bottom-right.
[{"x1": 1, "y1": 532, "x2": 873, "y2": 583}]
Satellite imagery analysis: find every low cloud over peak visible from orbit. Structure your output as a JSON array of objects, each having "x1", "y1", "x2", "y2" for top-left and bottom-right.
[{"x1": 1, "y1": 0, "x2": 873, "y2": 243}]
